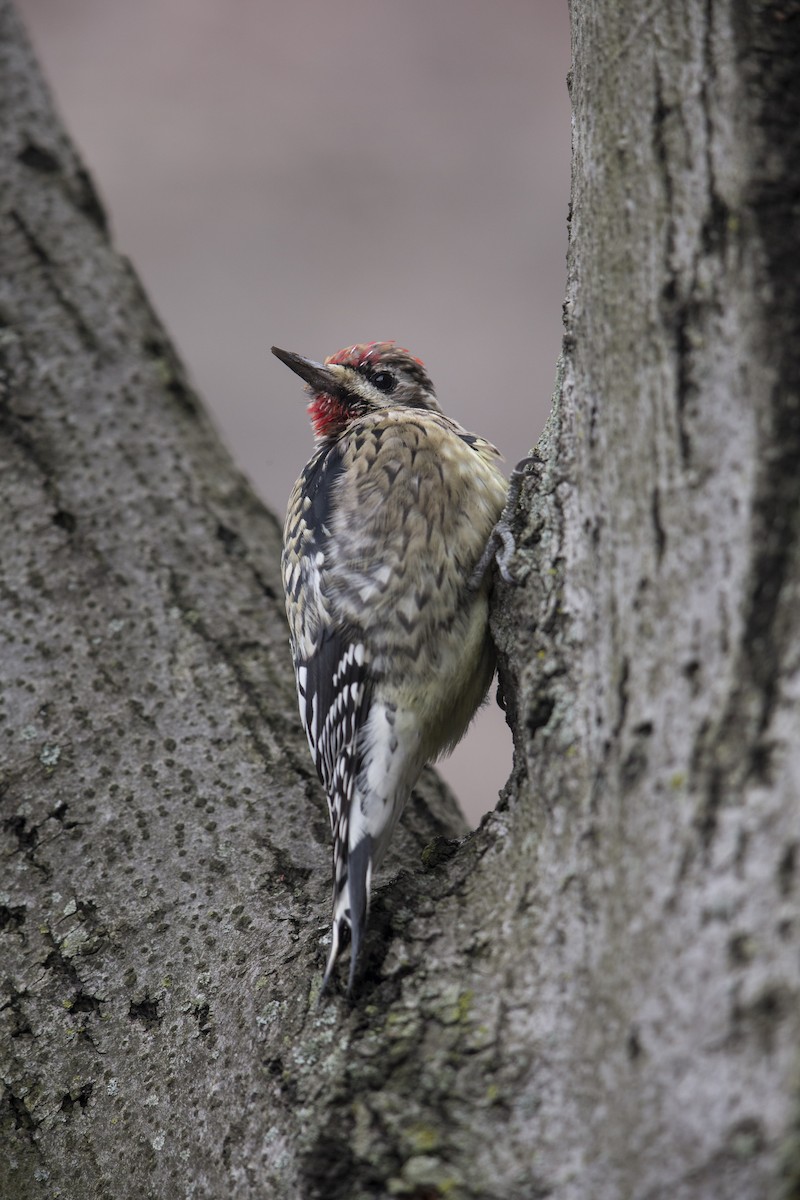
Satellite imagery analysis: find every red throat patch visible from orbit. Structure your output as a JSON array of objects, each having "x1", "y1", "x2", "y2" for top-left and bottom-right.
[{"x1": 309, "y1": 393, "x2": 353, "y2": 440}]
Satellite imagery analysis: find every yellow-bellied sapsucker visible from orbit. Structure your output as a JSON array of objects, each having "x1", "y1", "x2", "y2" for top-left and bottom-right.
[{"x1": 274, "y1": 341, "x2": 519, "y2": 994}]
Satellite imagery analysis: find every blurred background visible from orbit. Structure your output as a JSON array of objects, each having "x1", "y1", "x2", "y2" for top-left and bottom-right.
[{"x1": 18, "y1": 0, "x2": 571, "y2": 825}]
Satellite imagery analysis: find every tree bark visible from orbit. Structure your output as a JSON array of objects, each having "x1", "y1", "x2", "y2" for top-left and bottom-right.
[{"x1": 2, "y1": 2, "x2": 799, "y2": 1199}]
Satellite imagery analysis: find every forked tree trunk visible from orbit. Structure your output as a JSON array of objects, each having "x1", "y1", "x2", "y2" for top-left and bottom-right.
[{"x1": 2, "y1": 2, "x2": 799, "y2": 1198}]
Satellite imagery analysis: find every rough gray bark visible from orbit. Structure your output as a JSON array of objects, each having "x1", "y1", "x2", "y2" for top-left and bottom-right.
[
  {"x1": 1, "y1": 3, "x2": 798, "y2": 1200},
  {"x1": 491, "y1": 2, "x2": 800, "y2": 1197}
]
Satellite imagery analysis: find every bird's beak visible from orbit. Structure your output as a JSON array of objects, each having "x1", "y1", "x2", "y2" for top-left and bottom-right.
[{"x1": 272, "y1": 346, "x2": 344, "y2": 396}]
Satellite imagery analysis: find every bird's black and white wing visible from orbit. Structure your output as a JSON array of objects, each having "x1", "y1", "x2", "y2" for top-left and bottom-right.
[{"x1": 281, "y1": 441, "x2": 374, "y2": 989}]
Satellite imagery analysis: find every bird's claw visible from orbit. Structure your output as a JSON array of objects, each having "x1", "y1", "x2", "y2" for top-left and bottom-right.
[{"x1": 470, "y1": 455, "x2": 534, "y2": 589}]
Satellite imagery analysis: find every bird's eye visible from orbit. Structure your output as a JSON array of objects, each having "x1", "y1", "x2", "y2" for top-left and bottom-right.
[{"x1": 371, "y1": 371, "x2": 397, "y2": 394}]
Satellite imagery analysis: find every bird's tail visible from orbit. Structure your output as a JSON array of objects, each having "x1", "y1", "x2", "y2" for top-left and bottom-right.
[{"x1": 320, "y1": 833, "x2": 373, "y2": 996}]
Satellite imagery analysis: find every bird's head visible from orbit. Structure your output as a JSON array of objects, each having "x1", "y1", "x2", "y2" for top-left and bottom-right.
[{"x1": 272, "y1": 341, "x2": 440, "y2": 441}]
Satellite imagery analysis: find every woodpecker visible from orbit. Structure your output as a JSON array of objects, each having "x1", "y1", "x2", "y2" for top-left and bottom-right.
[{"x1": 274, "y1": 341, "x2": 519, "y2": 994}]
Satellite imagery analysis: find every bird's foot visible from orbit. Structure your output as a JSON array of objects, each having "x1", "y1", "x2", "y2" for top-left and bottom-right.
[{"x1": 470, "y1": 456, "x2": 534, "y2": 589}]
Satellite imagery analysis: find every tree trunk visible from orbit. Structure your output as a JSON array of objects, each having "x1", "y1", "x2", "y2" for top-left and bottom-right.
[{"x1": 2, "y1": 1, "x2": 799, "y2": 1198}]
